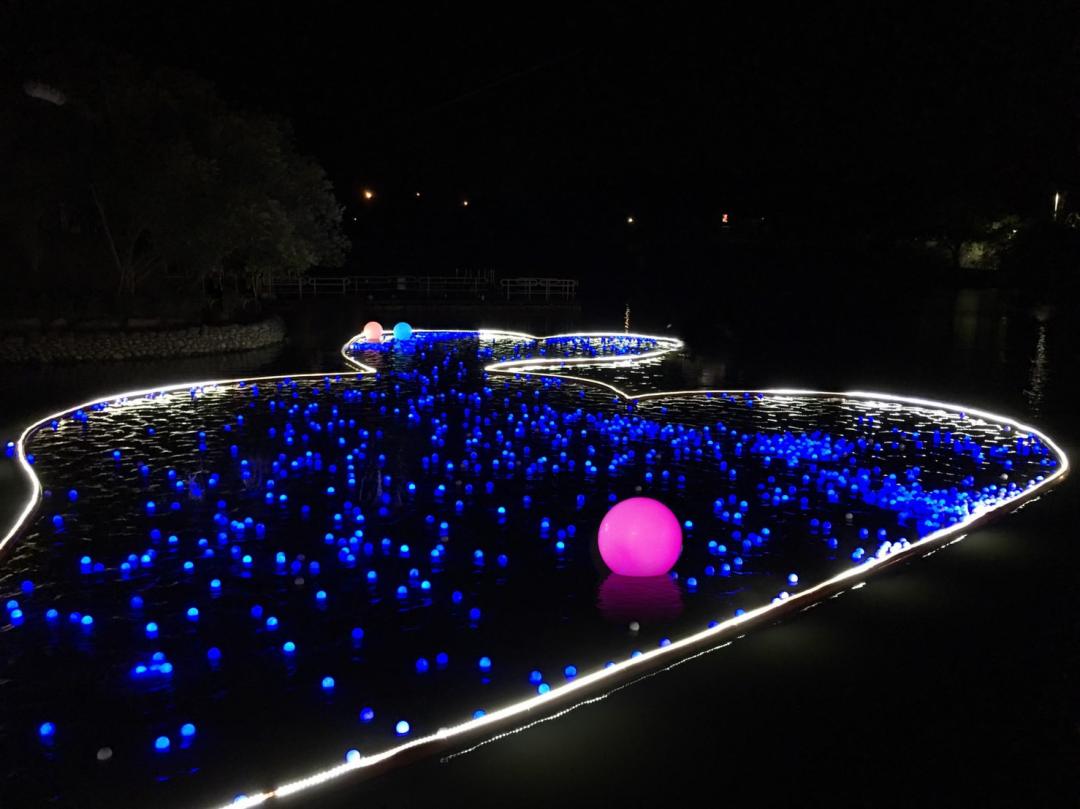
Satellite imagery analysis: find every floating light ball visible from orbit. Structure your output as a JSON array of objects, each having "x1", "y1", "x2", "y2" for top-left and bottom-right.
[
  {"x1": 362, "y1": 321, "x2": 383, "y2": 343},
  {"x1": 597, "y1": 497, "x2": 682, "y2": 576},
  {"x1": 392, "y1": 322, "x2": 413, "y2": 341}
]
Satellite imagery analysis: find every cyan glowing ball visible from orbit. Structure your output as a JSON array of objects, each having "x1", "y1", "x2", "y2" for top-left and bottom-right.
[
  {"x1": 597, "y1": 497, "x2": 682, "y2": 576},
  {"x1": 362, "y1": 321, "x2": 383, "y2": 343},
  {"x1": 392, "y1": 322, "x2": 413, "y2": 341}
]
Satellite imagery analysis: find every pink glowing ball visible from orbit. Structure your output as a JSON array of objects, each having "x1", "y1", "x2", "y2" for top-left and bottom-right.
[
  {"x1": 362, "y1": 321, "x2": 383, "y2": 343},
  {"x1": 598, "y1": 497, "x2": 682, "y2": 577}
]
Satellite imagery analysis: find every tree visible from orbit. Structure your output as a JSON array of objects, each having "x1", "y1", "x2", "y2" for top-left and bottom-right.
[{"x1": 1, "y1": 46, "x2": 347, "y2": 314}]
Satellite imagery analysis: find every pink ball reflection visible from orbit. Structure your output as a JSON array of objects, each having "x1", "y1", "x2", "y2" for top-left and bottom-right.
[
  {"x1": 362, "y1": 321, "x2": 383, "y2": 343},
  {"x1": 597, "y1": 497, "x2": 682, "y2": 576}
]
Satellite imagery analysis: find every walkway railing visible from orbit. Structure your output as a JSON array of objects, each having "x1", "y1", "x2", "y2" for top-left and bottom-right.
[
  {"x1": 499, "y1": 277, "x2": 579, "y2": 300},
  {"x1": 269, "y1": 274, "x2": 578, "y2": 301}
]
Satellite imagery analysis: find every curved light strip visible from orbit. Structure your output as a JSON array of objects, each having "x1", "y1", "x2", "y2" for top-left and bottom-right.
[{"x1": 0, "y1": 329, "x2": 1068, "y2": 808}]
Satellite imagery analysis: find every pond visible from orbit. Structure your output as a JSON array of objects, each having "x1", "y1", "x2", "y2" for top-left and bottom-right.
[{"x1": 0, "y1": 324, "x2": 1066, "y2": 808}]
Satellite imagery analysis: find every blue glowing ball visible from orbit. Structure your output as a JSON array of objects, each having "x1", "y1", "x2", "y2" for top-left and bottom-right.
[
  {"x1": 154, "y1": 736, "x2": 171, "y2": 752},
  {"x1": 180, "y1": 723, "x2": 196, "y2": 738},
  {"x1": 395, "y1": 720, "x2": 410, "y2": 736},
  {"x1": 392, "y1": 322, "x2": 413, "y2": 341},
  {"x1": 39, "y1": 722, "x2": 55, "y2": 739},
  {"x1": 321, "y1": 676, "x2": 335, "y2": 690}
]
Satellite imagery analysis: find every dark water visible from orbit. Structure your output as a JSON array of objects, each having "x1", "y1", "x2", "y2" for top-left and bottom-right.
[{"x1": 0, "y1": 290, "x2": 1077, "y2": 808}]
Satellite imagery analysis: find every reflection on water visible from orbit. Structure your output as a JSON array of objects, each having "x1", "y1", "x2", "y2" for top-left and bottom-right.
[
  {"x1": 597, "y1": 574, "x2": 684, "y2": 624},
  {"x1": 0, "y1": 342, "x2": 285, "y2": 435},
  {"x1": 1023, "y1": 322, "x2": 1049, "y2": 418},
  {"x1": 951, "y1": 288, "x2": 984, "y2": 353}
]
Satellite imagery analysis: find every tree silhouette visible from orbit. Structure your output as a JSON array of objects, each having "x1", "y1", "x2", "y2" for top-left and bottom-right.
[{"x1": 1, "y1": 46, "x2": 347, "y2": 315}]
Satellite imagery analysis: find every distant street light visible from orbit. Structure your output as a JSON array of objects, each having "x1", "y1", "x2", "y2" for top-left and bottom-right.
[
  {"x1": 462, "y1": 199, "x2": 469, "y2": 207},
  {"x1": 362, "y1": 189, "x2": 375, "y2": 201},
  {"x1": 626, "y1": 216, "x2": 635, "y2": 224}
]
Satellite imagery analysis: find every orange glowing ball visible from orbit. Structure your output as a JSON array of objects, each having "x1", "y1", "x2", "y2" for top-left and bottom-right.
[{"x1": 362, "y1": 321, "x2": 383, "y2": 342}]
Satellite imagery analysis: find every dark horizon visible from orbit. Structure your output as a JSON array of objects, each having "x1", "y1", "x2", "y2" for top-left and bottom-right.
[{"x1": 6, "y1": 2, "x2": 1077, "y2": 228}]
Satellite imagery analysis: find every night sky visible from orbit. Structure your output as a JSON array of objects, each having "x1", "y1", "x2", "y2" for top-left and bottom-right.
[{"x1": 5, "y1": 2, "x2": 1079, "y2": 277}]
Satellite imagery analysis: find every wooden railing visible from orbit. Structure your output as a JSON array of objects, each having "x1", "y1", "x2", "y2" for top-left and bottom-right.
[
  {"x1": 269, "y1": 274, "x2": 578, "y2": 301},
  {"x1": 499, "y1": 277, "x2": 579, "y2": 300}
]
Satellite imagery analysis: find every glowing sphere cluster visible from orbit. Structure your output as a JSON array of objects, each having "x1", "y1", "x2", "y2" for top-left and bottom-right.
[
  {"x1": 0, "y1": 328, "x2": 1063, "y2": 807},
  {"x1": 598, "y1": 497, "x2": 683, "y2": 576}
]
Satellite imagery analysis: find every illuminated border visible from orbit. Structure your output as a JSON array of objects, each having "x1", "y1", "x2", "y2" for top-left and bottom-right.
[{"x1": 0, "y1": 329, "x2": 1068, "y2": 808}]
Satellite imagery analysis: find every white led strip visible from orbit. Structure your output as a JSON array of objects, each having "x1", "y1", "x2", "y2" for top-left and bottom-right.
[{"x1": 0, "y1": 329, "x2": 1068, "y2": 807}]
